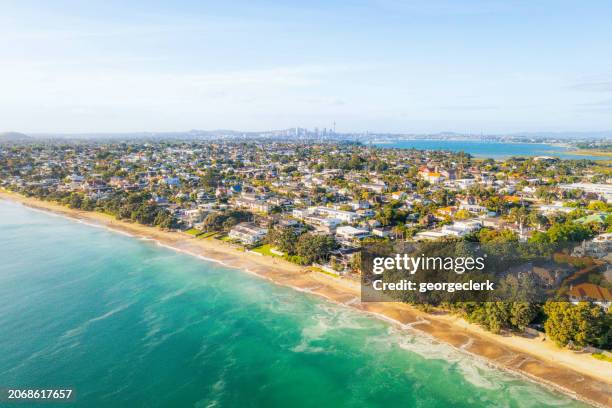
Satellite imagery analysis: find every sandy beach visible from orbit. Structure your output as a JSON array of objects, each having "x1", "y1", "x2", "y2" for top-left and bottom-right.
[{"x1": 1, "y1": 190, "x2": 610, "y2": 407}]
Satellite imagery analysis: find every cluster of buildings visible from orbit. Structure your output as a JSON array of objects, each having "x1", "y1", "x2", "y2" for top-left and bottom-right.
[{"x1": 1, "y1": 141, "x2": 610, "y2": 299}]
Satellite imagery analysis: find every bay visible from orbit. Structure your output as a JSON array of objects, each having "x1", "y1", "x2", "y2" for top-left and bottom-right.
[
  {"x1": 0, "y1": 201, "x2": 587, "y2": 407},
  {"x1": 373, "y1": 140, "x2": 606, "y2": 160}
]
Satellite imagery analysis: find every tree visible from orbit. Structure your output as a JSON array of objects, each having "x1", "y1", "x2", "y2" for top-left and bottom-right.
[
  {"x1": 200, "y1": 169, "x2": 221, "y2": 188},
  {"x1": 202, "y1": 210, "x2": 251, "y2": 231},
  {"x1": 154, "y1": 211, "x2": 174, "y2": 229},
  {"x1": 506, "y1": 207, "x2": 529, "y2": 232},
  {"x1": 67, "y1": 192, "x2": 83, "y2": 209},
  {"x1": 478, "y1": 228, "x2": 518, "y2": 244},
  {"x1": 527, "y1": 210, "x2": 546, "y2": 230},
  {"x1": 546, "y1": 222, "x2": 593, "y2": 244},
  {"x1": 535, "y1": 187, "x2": 557, "y2": 203},
  {"x1": 510, "y1": 302, "x2": 538, "y2": 331},
  {"x1": 350, "y1": 251, "x2": 362, "y2": 273},
  {"x1": 484, "y1": 196, "x2": 503, "y2": 213},
  {"x1": 295, "y1": 233, "x2": 338, "y2": 264},
  {"x1": 454, "y1": 209, "x2": 471, "y2": 220},
  {"x1": 543, "y1": 301, "x2": 608, "y2": 348},
  {"x1": 587, "y1": 200, "x2": 608, "y2": 211},
  {"x1": 267, "y1": 227, "x2": 299, "y2": 255},
  {"x1": 465, "y1": 302, "x2": 510, "y2": 334}
]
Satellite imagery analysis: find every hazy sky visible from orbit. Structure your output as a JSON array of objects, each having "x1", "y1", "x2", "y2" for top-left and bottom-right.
[{"x1": 1, "y1": 0, "x2": 612, "y2": 134}]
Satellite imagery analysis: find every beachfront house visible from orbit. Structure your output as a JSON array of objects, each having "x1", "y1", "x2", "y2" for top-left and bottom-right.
[
  {"x1": 228, "y1": 222, "x2": 268, "y2": 246},
  {"x1": 568, "y1": 283, "x2": 612, "y2": 311},
  {"x1": 335, "y1": 225, "x2": 371, "y2": 245}
]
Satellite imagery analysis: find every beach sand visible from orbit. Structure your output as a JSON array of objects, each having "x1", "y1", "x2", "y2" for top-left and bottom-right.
[{"x1": 1, "y1": 190, "x2": 610, "y2": 407}]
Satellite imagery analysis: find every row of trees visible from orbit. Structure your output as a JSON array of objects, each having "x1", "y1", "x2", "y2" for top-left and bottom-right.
[
  {"x1": 200, "y1": 210, "x2": 251, "y2": 231},
  {"x1": 449, "y1": 302, "x2": 539, "y2": 334},
  {"x1": 443, "y1": 295, "x2": 610, "y2": 349},
  {"x1": 68, "y1": 191, "x2": 176, "y2": 228},
  {"x1": 266, "y1": 227, "x2": 339, "y2": 265},
  {"x1": 543, "y1": 301, "x2": 610, "y2": 349},
  {"x1": 471, "y1": 225, "x2": 609, "y2": 348},
  {"x1": 19, "y1": 188, "x2": 177, "y2": 229}
]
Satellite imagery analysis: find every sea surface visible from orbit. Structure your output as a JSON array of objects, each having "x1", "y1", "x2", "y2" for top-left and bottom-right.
[
  {"x1": 0, "y1": 200, "x2": 588, "y2": 407},
  {"x1": 374, "y1": 140, "x2": 606, "y2": 160}
]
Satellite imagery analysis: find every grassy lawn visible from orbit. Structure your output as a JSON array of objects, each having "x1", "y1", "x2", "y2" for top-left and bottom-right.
[
  {"x1": 592, "y1": 353, "x2": 612, "y2": 363},
  {"x1": 184, "y1": 228, "x2": 201, "y2": 236},
  {"x1": 219, "y1": 235, "x2": 238, "y2": 243},
  {"x1": 251, "y1": 244, "x2": 280, "y2": 257}
]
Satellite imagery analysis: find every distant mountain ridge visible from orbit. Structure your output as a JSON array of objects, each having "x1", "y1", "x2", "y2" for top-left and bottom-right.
[{"x1": 0, "y1": 132, "x2": 32, "y2": 142}]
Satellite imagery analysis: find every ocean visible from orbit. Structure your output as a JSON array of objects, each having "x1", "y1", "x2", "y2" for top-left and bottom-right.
[
  {"x1": 0, "y1": 200, "x2": 587, "y2": 407},
  {"x1": 373, "y1": 140, "x2": 606, "y2": 160}
]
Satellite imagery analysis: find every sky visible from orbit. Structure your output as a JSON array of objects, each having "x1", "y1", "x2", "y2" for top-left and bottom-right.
[{"x1": 1, "y1": 0, "x2": 612, "y2": 134}]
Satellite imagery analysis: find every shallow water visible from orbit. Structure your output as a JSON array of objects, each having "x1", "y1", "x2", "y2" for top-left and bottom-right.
[{"x1": 0, "y1": 201, "x2": 587, "y2": 407}]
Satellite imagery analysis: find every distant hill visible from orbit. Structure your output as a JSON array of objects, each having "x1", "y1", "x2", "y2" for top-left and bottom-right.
[{"x1": 0, "y1": 132, "x2": 32, "y2": 142}]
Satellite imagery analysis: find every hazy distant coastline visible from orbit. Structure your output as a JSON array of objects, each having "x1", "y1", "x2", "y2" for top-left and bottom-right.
[{"x1": 3, "y1": 129, "x2": 612, "y2": 142}]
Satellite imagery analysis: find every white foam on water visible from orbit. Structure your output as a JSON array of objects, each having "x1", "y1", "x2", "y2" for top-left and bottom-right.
[
  {"x1": 291, "y1": 317, "x2": 331, "y2": 353},
  {"x1": 60, "y1": 301, "x2": 135, "y2": 341},
  {"x1": 397, "y1": 338, "x2": 502, "y2": 390},
  {"x1": 157, "y1": 285, "x2": 192, "y2": 303},
  {"x1": 88, "y1": 302, "x2": 134, "y2": 323},
  {"x1": 291, "y1": 302, "x2": 373, "y2": 354}
]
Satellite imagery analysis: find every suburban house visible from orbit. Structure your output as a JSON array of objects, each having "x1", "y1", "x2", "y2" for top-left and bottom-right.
[
  {"x1": 303, "y1": 215, "x2": 341, "y2": 234},
  {"x1": 312, "y1": 206, "x2": 361, "y2": 223},
  {"x1": 228, "y1": 222, "x2": 268, "y2": 246},
  {"x1": 415, "y1": 219, "x2": 482, "y2": 240},
  {"x1": 537, "y1": 202, "x2": 573, "y2": 215},
  {"x1": 234, "y1": 195, "x2": 271, "y2": 214},
  {"x1": 293, "y1": 206, "x2": 361, "y2": 224},
  {"x1": 440, "y1": 220, "x2": 482, "y2": 237},
  {"x1": 362, "y1": 182, "x2": 387, "y2": 193},
  {"x1": 335, "y1": 225, "x2": 371, "y2": 243},
  {"x1": 419, "y1": 167, "x2": 444, "y2": 184},
  {"x1": 568, "y1": 283, "x2": 612, "y2": 311},
  {"x1": 558, "y1": 183, "x2": 612, "y2": 202}
]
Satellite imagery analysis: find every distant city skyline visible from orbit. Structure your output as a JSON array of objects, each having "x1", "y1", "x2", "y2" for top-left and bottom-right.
[{"x1": 1, "y1": 1, "x2": 612, "y2": 133}]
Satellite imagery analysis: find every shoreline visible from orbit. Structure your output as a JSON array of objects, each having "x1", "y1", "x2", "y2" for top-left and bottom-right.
[
  {"x1": 1, "y1": 191, "x2": 610, "y2": 407},
  {"x1": 564, "y1": 149, "x2": 612, "y2": 158},
  {"x1": 372, "y1": 139, "x2": 611, "y2": 161}
]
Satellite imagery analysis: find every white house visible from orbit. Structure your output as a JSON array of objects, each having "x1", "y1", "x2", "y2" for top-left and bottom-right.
[
  {"x1": 441, "y1": 220, "x2": 482, "y2": 236},
  {"x1": 558, "y1": 183, "x2": 612, "y2": 202},
  {"x1": 459, "y1": 203, "x2": 488, "y2": 213},
  {"x1": 311, "y1": 207, "x2": 361, "y2": 223},
  {"x1": 336, "y1": 226, "x2": 371, "y2": 241},
  {"x1": 362, "y1": 183, "x2": 387, "y2": 193},
  {"x1": 303, "y1": 216, "x2": 341, "y2": 233},
  {"x1": 537, "y1": 201, "x2": 573, "y2": 215},
  {"x1": 228, "y1": 222, "x2": 268, "y2": 246},
  {"x1": 416, "y1": 220, "x2": 482, "y2": 240},
  {"x1": 292, "y1": 208, "x2": 309, "y2": 219}
]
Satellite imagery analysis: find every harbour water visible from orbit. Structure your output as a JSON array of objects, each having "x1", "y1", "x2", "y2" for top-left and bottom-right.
[
  {"x1": 374, "y1": 140, "x2": 606, "y2": 160},
  {"x1": 0, "y1": 200, "x2": 588, "y2": 407}
]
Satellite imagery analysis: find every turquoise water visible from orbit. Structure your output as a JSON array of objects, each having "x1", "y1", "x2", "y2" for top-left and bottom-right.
[
  {"x1": 0, "y1": 200, "x2": 587, "y2": 407},
  {"x1": 374, "y1": 140, "x2": 605, "y2": 160}
]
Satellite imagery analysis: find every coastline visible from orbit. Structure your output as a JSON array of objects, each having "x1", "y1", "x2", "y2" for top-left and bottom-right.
[
  {"x1": 1, "y1": 191, "x2": 610, "y2": 407},
  {"x1": 564, "y1": 149, "x2": 612, "y2": 158}
]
